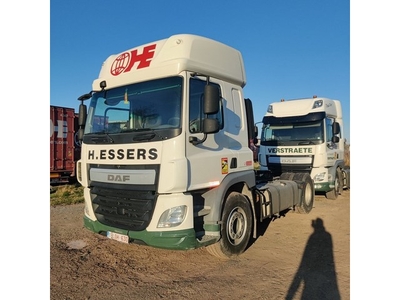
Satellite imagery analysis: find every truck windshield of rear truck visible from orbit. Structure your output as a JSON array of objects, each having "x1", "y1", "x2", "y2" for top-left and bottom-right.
[{"x1": 261, "y1": 120, "x2": 325, "y2": 145}]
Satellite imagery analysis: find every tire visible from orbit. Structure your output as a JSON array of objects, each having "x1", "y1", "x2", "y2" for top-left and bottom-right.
[
  {"x1": 338, "y1": 169, "x2": 343, "y2": 195},
  {"x1": 280, "y1": 172, "x2": 295, "y2": 181},
  {"x1": 292, "y1": 173, "x2": 314, "y2": 214},
  {"x1": 326, "y1": 168, "x2": 342, "y2": 200},
  {"x1": 206, "y1": 192, "x2": 253, "y2": 259},
  {"x1": 342, "y1": 169, "x2": 350, "y2": 189}
]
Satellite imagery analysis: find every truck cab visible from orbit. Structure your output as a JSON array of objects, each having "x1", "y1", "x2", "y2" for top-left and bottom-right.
[
  {"x1": 258, "y1": 96, "x2": 349, "y2": 199},
  {"x1": 77, "y1": 34, "x2": 256, "y2": 251},
  {"x1": 76, "y1": 34, "x2": 314, "y2": 258}
]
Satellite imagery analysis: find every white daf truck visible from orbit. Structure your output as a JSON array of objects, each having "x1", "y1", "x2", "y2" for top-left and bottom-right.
[
  {"x1": 76, "y1": 34, "x2": 314, "y2": 259},
  {"x1": 258, "y1": 97, "x2": 350, "y2": 200}
]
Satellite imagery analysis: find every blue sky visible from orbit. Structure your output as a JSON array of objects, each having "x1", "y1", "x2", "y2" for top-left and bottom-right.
[{"x1": 50, "y1": 0, "x2": 350, "y2": 142}]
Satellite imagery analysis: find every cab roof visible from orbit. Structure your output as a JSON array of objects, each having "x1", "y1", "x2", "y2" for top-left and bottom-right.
[{"x1": 93, "y1": 34, "x2": 246, "y2": 90}]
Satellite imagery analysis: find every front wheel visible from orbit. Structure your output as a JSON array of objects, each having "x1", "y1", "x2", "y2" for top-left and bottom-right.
[
  {"x1": 326, "y1": 168, "x2": 343, "y2": 200},
  {"x1": 206, "y1": 192, "x2": 252, "y2": 259}
]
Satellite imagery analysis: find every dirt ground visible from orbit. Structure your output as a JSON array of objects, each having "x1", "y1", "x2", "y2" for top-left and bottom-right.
[{"x1": 50, "y1": 190, "x2": 350, "y2": 300}]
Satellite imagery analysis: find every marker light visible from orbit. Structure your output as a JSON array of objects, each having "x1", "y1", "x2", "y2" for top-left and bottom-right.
[
  {"x1": 77, "y1": 161, "x2": 82, "y2": 182},
  {"x1": 312, "y1": 100, "x2": 323, "y2": 109},
  {"x1": 208, "y1": 181, "x2": 220, "y2": 187}
]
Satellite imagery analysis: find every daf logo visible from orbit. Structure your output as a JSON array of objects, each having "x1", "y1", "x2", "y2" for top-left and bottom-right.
[
  {"x1": 107, "y1": 175, "x2": 130, "y2": 182},
  {"x1": 282, "y1": 159, "x2": 296, "y2": 163}
]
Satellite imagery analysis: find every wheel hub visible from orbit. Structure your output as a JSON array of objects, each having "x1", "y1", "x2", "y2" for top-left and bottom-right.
[{"x1": 227, "y1": 208, "x2": 246, "y2": 245}]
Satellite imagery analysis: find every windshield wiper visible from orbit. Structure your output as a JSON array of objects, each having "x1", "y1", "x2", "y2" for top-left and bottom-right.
[
  {"x1": 132, "y1": 132, "x2": 156, "y2": 141},
  {"x1": 297, "y1": 140, "x2": 315, "y2": 145},
  {"x1": 129, "y1": 128, "x2": 166, "y2": 141},
  {"x1": 122, "y1": 128, "x2": 151, "y2": 133},
  {"x1": 90, "y1": 131, "x2": 114, "y2": 144}
]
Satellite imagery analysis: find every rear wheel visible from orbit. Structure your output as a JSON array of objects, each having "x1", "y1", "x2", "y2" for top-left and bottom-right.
[
  {"x1": 206, "y1": 192, "x2": 252, "y2": 259},
  {"x1": 292, "y1": 173, "x2": 314, "y2": 214},
  {"x1": 342, "y1": 169, "x2": 350, "y2": 189}
]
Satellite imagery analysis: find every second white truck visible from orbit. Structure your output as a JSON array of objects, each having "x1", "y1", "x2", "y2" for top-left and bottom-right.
[{"x1": 257, "y1": 96, "x2": 350, "y2": 199}]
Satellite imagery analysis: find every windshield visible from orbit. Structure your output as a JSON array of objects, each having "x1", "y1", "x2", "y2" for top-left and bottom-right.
[
  {"x1": 261, "y1": 120, "x2": 324, "y2": 144},
  {"x1": 85, "y1": 77, "x2": 183, "y2": 134}
]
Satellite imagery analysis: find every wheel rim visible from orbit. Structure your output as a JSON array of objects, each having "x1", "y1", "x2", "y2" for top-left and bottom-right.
[
  {"x1": 334, "y1": 176, "x2": 339, "y2": 193},
  {"x1": 226, "y1": 207, "x2": 247, "y2": 245}
]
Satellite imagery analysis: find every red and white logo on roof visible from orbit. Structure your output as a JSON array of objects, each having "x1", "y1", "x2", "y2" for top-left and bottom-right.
[{"x1": 110, "y1": 44, "x2": 156, "y2": 76}]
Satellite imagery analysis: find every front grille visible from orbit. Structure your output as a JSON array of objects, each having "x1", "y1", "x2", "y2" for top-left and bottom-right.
[
  {"x1": 267, "y1": 163, "x2": 312, "y2": 177},
  {"x1": 90, "y1": 186, "x2": 156, "y2": 231},
  {"x1": 266, "y1": 155, "x2": 313, "y2": 177}
]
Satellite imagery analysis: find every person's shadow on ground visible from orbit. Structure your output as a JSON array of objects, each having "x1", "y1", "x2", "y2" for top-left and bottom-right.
[{"x1": 285, "y1": 218, "x2": 341, "y2": 300}]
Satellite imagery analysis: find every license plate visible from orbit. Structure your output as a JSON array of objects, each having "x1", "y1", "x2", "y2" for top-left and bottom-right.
[{"x1": 106, "y1": 231, "x2": 129, "y2": 244}]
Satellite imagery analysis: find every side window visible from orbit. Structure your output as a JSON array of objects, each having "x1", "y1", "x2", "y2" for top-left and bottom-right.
[{"x1": 189, "y1": 78, "x2": 223, "y2": 133}]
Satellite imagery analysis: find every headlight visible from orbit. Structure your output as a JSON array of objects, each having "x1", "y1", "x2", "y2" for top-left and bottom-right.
[
  {"x1": 314, "y1": 172, "x2": 326, "y2": 182},
  {"x1": 157, "y1": 205, "x2": 187, "y2": 228}
]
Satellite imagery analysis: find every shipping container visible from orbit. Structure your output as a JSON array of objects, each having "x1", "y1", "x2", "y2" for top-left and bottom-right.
[{"x1": 50, "y1": 106, "x2": 81, "y2": 184}]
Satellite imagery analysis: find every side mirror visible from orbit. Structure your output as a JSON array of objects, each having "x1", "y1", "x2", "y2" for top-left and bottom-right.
[
  {"x1": 203, "y1": 118, "x2": 219, "y2": 134},
  {"x1": 332, "y1": 136, "x2": 339, "y2": 143},
  {"x1": 189, "y1": 84, "x2": 220, "y2": 146},
  {"x1": 332, "y1": 122, "x2": 340, "y2": 135},
  {"x1": 78, "y1": 103, "x2": 87, "y2": 141},
  {"x1": 78, "y1": 103, "x2": 87, "y2": 127},
  {"x1": 203, "y1": 85, "x2": 219, "y2": 114},
  {"x1": 78, "y1": 128, "x2": 85, "y2": 141}
]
